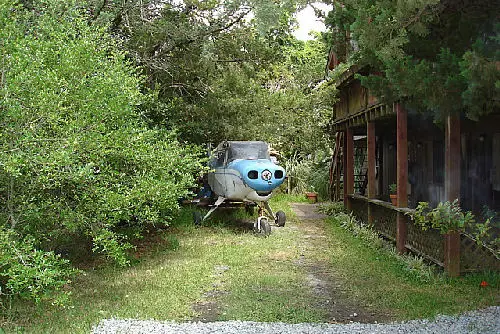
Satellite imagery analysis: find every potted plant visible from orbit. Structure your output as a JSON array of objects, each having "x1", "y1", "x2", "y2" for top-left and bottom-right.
[
  {"x1": 389, "y1": 183, "x2": 397, "y2": 206},
  {"x1": 305, "y1": 189, "x2": 318, "y2": 203}
]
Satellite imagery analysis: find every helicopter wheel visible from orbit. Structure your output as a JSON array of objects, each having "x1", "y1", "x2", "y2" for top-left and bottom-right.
[{"x1": 275, "y1": 210, "x2": 286, "y2": 227}]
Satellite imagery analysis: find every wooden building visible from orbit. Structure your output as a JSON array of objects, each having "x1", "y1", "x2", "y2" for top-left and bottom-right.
[{"x1": 329, "y1": 66, "x2": 500, "y2": 276}]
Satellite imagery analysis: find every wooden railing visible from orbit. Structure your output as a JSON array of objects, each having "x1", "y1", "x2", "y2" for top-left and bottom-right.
[{"x1": 347, "y1": 194, "x2": 499, "y2": 272}]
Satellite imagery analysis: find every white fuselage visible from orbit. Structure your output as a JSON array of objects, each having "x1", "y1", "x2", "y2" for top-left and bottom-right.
[{"x1": 208, "y1": 168, "x2": 272, "y2": 202}]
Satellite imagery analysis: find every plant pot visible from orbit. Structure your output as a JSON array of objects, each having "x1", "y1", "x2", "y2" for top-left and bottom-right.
[
  {"x1": 389, "y1": 194, "x2": 397, "y2": 206},
  {"x1": 305, "y1": 192, "x2": 318, "y2": 203}
]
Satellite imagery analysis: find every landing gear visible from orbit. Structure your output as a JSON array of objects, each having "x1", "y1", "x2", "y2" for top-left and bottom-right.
[
  {"x1": 275, "y1": 210, "x2": 286, "y2": 227},
  {"x1": 254, "y1": 216, "x2": 271, "y2": 236},
  {"x1": 192, "y1": 196, "x2": 225, "y2": 225},
  {"x1": 253, "y1": 202, "x2": 286, "y2": 236}
]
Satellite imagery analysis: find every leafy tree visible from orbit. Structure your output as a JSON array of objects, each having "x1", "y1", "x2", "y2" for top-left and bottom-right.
[
  {"x1": 85, "y1": 0, "x2": 328, "y2": 151},
  {"x1": 324, "y1": 0, "x2": 499, "y2": 120},
  {"x1": 0, "y1": 0, "x2": 205, "y2": 303}
]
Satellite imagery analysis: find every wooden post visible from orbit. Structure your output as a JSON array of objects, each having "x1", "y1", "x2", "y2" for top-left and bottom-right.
[
  {"x1": 444, "y1": 114, "x2": 461, "y2": 277},
  {"x1": 367, "y1": 121, "x2": 376, "y2": 225},
  {"x1": 345, "y1": 127, "x2": 354, "y2": 211},
  {"x1": 445, "y1": 115, "x2": 461, "y2": 202},
  {"x1": 396, "y1": 103, "x2": 408, "y2": 254},
  {"x1": 336, "y1": 145, "x2": 341, "y2": 202},
  {"x1": 343, "y1": 130, "x2": 348, "y2": 207},
  {"x1": 333, "y1": 132, "x2": 342, "y2": 201}
]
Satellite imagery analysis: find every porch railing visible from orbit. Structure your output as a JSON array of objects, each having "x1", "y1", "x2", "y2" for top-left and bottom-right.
[{"x1": 347, "y1": 194, "x2": 499, "y2": 272}]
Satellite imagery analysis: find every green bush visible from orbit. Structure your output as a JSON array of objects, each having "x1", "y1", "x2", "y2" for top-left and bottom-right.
[
  {"x1": 318, "y1": 201, "x2": 345, "y2": 216},
  {"x1": 0, "y1": 229, "x2": 77, "y2": 305},
  {"x1": 283, "y1": 150, "x2": 331, "y2": 200},
  {"x1": 0, "y1": 0, "x2": 206, "y2": 302},
  {"x1": 411, "y1": 200, "x2": 475, "y2": 234}
]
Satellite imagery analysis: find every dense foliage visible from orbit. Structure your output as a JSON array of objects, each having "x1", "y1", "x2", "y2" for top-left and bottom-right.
[
  {"x1": 87, "y1": 0, "x2": 335, "y2": 199},
  {"x1": 0, "y1": 0, "x2": 205, "y2": 303},
  {"x1": 86, "y1": 0, "x2": 333, "y2": 155},
  {"x1": 0, "y1": 0, "x2": 335, "y2": 305},
  {"x1": 324, "y1": 0, "x2": 499, "y2": 120},
  {"x1": 1, "y1": 0, "x2": 496, "y2": 311}
]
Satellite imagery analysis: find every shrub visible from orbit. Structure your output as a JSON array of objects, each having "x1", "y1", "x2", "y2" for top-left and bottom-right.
[
  {"x1": 283, "y1": 150, "x2": 331, "y2": 200},
  {"x1": 0, "y1": 229, "x2": 77, "y2": 305},
  {"x1": 411, "y1": 200, "x2": 475, "y2": 234},
  {"x1": 0, "y1": 0, "x2": 206, "y2": 303},
  {"x1": 318, "y1": 201, "x2": 345, "y2": 216}
]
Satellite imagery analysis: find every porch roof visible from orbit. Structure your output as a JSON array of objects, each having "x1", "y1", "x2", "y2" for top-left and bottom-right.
[{"x1": 331, "y1": 102, "x2": 395, "y2": 132}]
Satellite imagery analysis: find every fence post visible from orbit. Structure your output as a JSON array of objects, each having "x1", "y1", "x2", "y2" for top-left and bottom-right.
[
  {"x1": 396, "y1": 103, "x2": 408, "y2": 254},
  {"x1": 444, "y1": 114, "x2": 461, "y2": 276}
]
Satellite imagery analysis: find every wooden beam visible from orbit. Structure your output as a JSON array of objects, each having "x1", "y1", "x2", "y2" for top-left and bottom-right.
[
  {"x1": 445, "y1": 115, "x2": 461, "y2": 202},
  {"x1": 367, "y1": 121, "x2": 376, "y2": 225},
  {"x1": 367, "y1": 122, "x2": 376, "y2": 198},
  {"x1": 335, "y1": 132, "x2": 342, "y2": 201},
  {"x1": 345, "y1": 127, "x2": 354, "y2": 211},
  {"x1": 444, "y1": 231, "x2": 461, "y2": 277},
  {"x1": 396, "y1": 103, "x2": 408, "y2": 254},
  {"x1": 444, "y1": 114, "x2": 461, "y2": 277},
  {"x1": 343, "y1": 130, "x2": 348, "y2": 207}
]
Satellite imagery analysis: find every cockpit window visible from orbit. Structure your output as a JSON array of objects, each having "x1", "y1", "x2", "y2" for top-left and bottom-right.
[
  {"x1": 227, "y1": 142, "x2": 270, "y2": 162},
  {"x1": 210, "y1": 141, "x2": 271, "y2": 167},
  {"x1": 209, "y1": 149, "x2": 226, "y2": 168}
]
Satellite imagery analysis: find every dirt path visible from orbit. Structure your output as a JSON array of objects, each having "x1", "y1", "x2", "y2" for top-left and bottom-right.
[
  {"x1": 191, "y1": 203, "x2": 393, "y2": 323},
  {"x1": 290, "y1": 203, "x2": 393, "y2": 323}
]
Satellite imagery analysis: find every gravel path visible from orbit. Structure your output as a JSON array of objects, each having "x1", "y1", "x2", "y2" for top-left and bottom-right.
[{"x1": 92, "y1": 306, "x2": 499, "y2": 334}]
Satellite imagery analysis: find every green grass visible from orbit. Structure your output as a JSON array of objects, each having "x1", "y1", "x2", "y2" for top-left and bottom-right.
[
  {"x1": 323, "y1": 215, "x2": 499, "y2": 320},
  {"x1": 0, "y1": 195, "x2": 322, "y2": 333},
  {"x1": 1, "y1": 195, "x2": 498, "y2": 333}
]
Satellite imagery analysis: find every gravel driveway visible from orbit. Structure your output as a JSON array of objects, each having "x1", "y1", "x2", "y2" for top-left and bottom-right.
[{"x1": 92, "y1": 306, "x2": 499, "y2": 333}]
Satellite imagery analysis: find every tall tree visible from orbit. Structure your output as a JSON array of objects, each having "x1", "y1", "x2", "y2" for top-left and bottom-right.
[
  {"x1": 86, "y1": 0, "x2": 328, "y2": 149},
  {"x1": 324, "y1": 0, "x2": 499, "y2": 120}
]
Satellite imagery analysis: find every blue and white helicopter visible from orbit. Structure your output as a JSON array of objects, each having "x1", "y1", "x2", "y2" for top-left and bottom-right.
[{"x1": 194, "y1": 141, "x2": 286, "y2": 236}]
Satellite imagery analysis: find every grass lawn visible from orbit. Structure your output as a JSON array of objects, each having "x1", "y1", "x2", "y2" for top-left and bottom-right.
[
  {"x1": 0, "y1": 194, "x2": 498, "y2": 333},
  {"x1": 322, "y1": 214, "x2": 499, "y2": 319}
]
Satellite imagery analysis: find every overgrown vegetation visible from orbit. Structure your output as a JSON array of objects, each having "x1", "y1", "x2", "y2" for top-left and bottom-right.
[
  {"x1": 324, "y1": 0, "x2": 499, "y2": 121},
  {"x1": 2, "y1": 196, "x2": 497, "y2": 332},
  {"x1": 322, "y1": 205, "x2": 499, "y2": 319},
  {"x1": 0, "y1": 0, "x2": 205, "y2": 304},
  {"x1": 2, "y1": 0, "x2": 497, "y2": 323},
  {"x1": 411, "y1": 200, "x2": 475, "y2": 234},
  {"x1": 1, "y1": 0, "x2": 334, "y2": 307},
  {"x1": 410, "y1": 200, "x2": 499, "y2": 258}
]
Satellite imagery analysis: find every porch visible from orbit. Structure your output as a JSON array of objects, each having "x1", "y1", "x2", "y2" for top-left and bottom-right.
[{"x1": 330, "y1": 101, "x2": 500, "y2": 276}]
